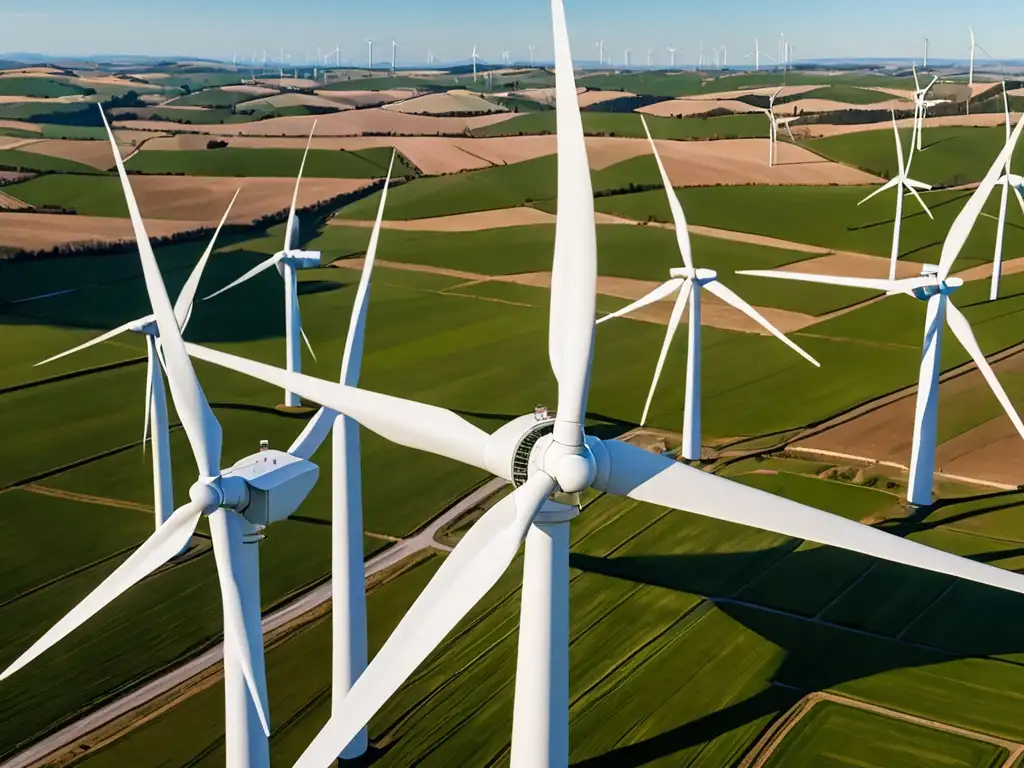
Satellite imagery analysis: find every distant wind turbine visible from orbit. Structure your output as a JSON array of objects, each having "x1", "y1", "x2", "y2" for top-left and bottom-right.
[
  {"x1": 763, "y1": 88, "x2": 799, "y2": 167},
  {"x1": 911, "y1": 64, "x2": 948, "y2": 152},
  {"x1": 472, "y1": 45, "x2": 481, "y2": 81},
  {"x1": 596, "y1": 39, "x2": 604, "y2": 66},
  {"x1": 990, "y1": 82, "x2": 1024, "y2": 301},
  {"x1": 745, "y1": 38, "x2": 774, "y2": 71},
  {"x1": 391, "y1": 39, "x2": 400, "y2": 74},
  {"x1": 366, "y1": 39, "x2": 374, "y2": 71},
  {"x1": 668, "y1": 46, "x2": 677, "y2": 68},
  {"x1": 858, "y1": 111, "x2": 933, "y2": 281},
  {"x1": 529, "y1": 44, "x2": 536, "y2": 67}
]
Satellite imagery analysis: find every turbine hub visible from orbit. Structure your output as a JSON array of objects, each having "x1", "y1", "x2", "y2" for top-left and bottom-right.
[
  {"x1": 189, "y1": 480, "x2": 222, "y2": 514},
  {"x1": 537, "y1": 436, "x2": 596, "y2": 494}
]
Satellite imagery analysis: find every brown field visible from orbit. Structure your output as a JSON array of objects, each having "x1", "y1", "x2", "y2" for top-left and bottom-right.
[
  {"x1": 222, "y1": 85, "x2": 278, "y2": 97},
  {"x1": 778, "y1": 252, "x2": 921, "y2": 279},
  {"x1": 0, "y1": 67, "x2": 65, "y2": 76},
  {"x1": 795, "y1": 348, "x2": 1024, "y2": 488},
  {"x1": 0, "y1": 211, "x2": 210, "y2": 249},
  {"x1": 0, "y1": 137, "x2": 37, "y2": 150},
  {"x1": 14, "y1": 138, "x2": 146, "y2": 169},
  {"x1": 313, "y1": 89, "x2": 416, "y2": 107},
  {"x1": 273, "y1": 78, "x2": 322, "y2": 89},
  {"x1": 861, "y1": 86, "x2": 915, "y2": 100},
  {"x1": 0, "y1": 171, "x2": 32, "y2": 183},
  {"x1": 684, "y1": 84, "x2": 821, "y2": 101},
  {"x1": 114, "y1": 108, "x2": 518, "y2": 137},
  {"x1": 0, "y1": 190, "x2": 31, "y2": 210},
  {"x1": 639, "y1": 99, "x2": 762, "y2": 117},
  {"x1": 383, "y1": 91, "x2": 507, "y2": 115},
  {"x1": 0, "y1": 120, "x2": 42, "y2": 133},
  {"x1": 332, "y1": 207, "x2": 556, "y2": 232},
  {"x1": 0, "y1": 94, "x2": 90, "y2": 104},
  {"x1": 577, "y1": 89, "x2": 635, "y2": 107},
  {"x1": 243, "y1": 93, "x2": 351, "y2": 110},
  {"x1": 773, "y1": 98, "x2": 912, "y2": 115},
  {"x1": 805, "y1": 111, "x2": 1020, "y2": 138}
]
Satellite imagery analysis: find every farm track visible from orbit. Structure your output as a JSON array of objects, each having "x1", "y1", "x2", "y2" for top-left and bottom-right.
[
  {"x1": 739, "y1": 690, "x2": 1024, "y2": 767},
  {"x1": 20, "y1": 485, "x2": 154, "y2": 514}
]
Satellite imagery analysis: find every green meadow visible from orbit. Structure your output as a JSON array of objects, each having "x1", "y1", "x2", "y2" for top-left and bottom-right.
[
  {"x1": 0, "y1": 77, "x2": 92, "y2": 99},
  {"x1": 473, "y1": 111, "x2": 765, "y2": 139},
  {"x1": 0, "y1": 149, "x2": 99, "y2": 174},
  {"x1": 809, "y1": 125, "x2": 1023, "y2": 187},
  {"x1": 125, "y1": 146, "x2": 411, "y2": 178},
  {"x1": 169, "y1": 88, "x2": 264, "y2": 108}
]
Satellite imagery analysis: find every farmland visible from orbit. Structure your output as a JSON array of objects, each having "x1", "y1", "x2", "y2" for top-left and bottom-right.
[{"x1": 3, "y1": 55, "x2": 1024, "y2": 768}]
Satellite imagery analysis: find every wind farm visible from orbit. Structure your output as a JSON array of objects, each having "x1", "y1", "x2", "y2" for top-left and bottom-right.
[{"x1": 4, "y1": 2, "x2": 1024, "y2": 768}]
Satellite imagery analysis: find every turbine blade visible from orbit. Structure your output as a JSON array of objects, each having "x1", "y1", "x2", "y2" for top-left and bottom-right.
[
  {"x1": 35, "y1": 317, "x2": 146, "y2": 367},
  {"x1": 892, "y1": 111, "x2": 906, "y2": 178},
  {"x1": 938, "y1": 111, "x2": 1024, "y2": 280},
  {"x1": 204, "y1": 253, "x2": 283, "y2": 301},
  {"x1": 596, "y1": 279, "x2": 685, "y2": 325},
  {"x1": 288, "y1": 407, "x2": 336, "y2": 460},
  {"x1": 548, "y1": 0, "x2": 597, "y2": 447},
  {"x1": 595, "y1": 439, "x2": 1024, "y2": 596},
  {"x1": 300, "y1": 326, "x2": 318, "y2": 363},
  {"x1": 0, "y1": 501, "x2": 202, "y2": 681},
  {"x1": 858, "y1": 178, "x2": 900, "y2": 206},
  {"x1": 946, "y1": 302, "x2": 1024, "y2": 441},
  {"x1": 294, "y1": 473, "x2": 556, "y2": 768},
  {"x1": 143, "y1": 343, "x2": 155, "y2": 453},
  {"x1": 640, "y1": 281, "x2": 691, "y2": 426},
  {"x1": 704, "y1": 280, "x2": 819, "y2": 367},
  {"x1": 174, "y1": 189, "x2": 240, "y2": 331},
  {"x1": 1013, "y1": 184, "x2": 1024, "y2": 217},
  {"x1": 904, "y1": 182, "x2": 934, "y2": 219},
  {"x1": 284, "y1": 121, "x2": 318, "y2": 251},
  {"x1": 737, "y1": 269, "x2": 913, "y2": 293},
  {"x1": 183, "y1": 343, "x2": 495, "y2": 477},
  {"x1": 100, "y1": 107, "x2": 222, "y2": 478},
  {"x1": 340, "y1": 151, "x2": 396, "y2": 387},
  {"x1": 640, "y1": 116, "x2": 693, "y2": 270}
]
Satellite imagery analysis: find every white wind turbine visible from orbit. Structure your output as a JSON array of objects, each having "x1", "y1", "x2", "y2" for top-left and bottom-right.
[
  {"x1": 472, "y1": 45, "x2": 481, "y2": 81},
  {"x1": 366, "y1": 39, "x2": 374, "y2": 71},
  {"x1": 184, "y1": 4, "x2": 1024, "y2": 767},
  {"x1": 743, "y1": 114, "x2": 1024, "y2": 508},
  {"x1": 697, "y1": 40, "x2": 705, "y2": 69},
  {"x1": 503, "y1": 45, "x2": 511, "y2": 67},
  {"x1": 596, "y1": 39, "x2": 604, "y2": 66},
  {"x1": 1, "y1": 108, "x2": 322, "y2": 768},
  {"x1": 529, "y1": 45, "x2": 537, "y2": 67},
  {"x1": 858, "y1": 111, "x2": 933, "y2": 281},
  {"x1": 763, "y1": 88, "x2": 799, "y2": 167},
  {"x1": 989, "y1": 82, "x2": 1024, "y2": 301},
  {"x1": 206, "y1": 122, "x2": 321, "y2": 408},
  {"x1": 745, "y1": 38, "x2": 774, "y2": 71},
  {"x1": 911, "y1": 64, "x2": 947, "y2": 152},
  {"x1": 280, "y1": 153, "x2": 398, "y2": 760},
  {"x1": 598, "y1": 117, "x2": 819, "y2": 461},
  {"x1": 924, "y1": 37, "x2": 930, "y2": 69},
  {"x1": 647, "y1": 48, "x2": 654, "y2": 68},
  {"x1": 624, "y1": 48, "x2": 631, "y2": 68},
  {"x1": 32, "y1": 192, "x2": 238, "y2": 539},
  {"x1": 668, "y1": 46, "x2": 677, "y2": 68},
  {"x1": 390, "y1": 39, "x2": 400, "y2": 74}
]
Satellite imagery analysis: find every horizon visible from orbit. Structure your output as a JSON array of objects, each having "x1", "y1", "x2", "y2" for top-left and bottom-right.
[{"x1": 1, "y1": 0, "x2": 1022, "y2": 68}]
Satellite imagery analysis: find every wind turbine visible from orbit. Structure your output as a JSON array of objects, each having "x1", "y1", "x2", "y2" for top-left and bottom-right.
[
  {"x1": 0, "y1": 108, "x2": 322, "y2": 768},
  {"x1": 529, "y1": 44, "x2": 536, "y2": 67},
  {"x1": 967, "y1": 27, "x2": 994, "y2": 115},
  {"x1": 912, "y1": 64, "x2": 946, "y2": 152},
  {"x1": 325, "y1": 46, "x2": 340, "y2": 66},
  {"x1": 778, "y1": 33, "x2": 785, "y2": 69},
  {"x1": 924, "y1": 36, "x2": 930, "y2": 69},
  {"x1": 206, "y1": 123, "x2": 321, "y2": 408},
  {"x1": 391, "y1": 39, "x2": 400, "y2": 75},
  {"x1": 697, "y1": 40, "x2": 705, "y2": 69},
  {"x1": 503, "y1": 45, "x2": 510, "y2": 67},
  {"x1": 647, "y1": 48, "x2": 654, "y2": 68},
  {"x1": 366, "y1": 39, "x2": 374, "y2": 71},
  {"x1": 763, "y1": 88, "x2": 799, "y2": 167},
  {"x1": 721, "y1": 45, "x2": 727, "y2": 68},
  {"x1": 32, "y1": 192, "x2": 237, "y2": 542},
  {"x1": 857, "y1": 111, "x2": 934, "y2": 281},
  {"x1": 668, "y1": 46, "x2": 677, "y2": 68},
  {"x1": 745, "y1": 38, "x2": 774, "y2": 71},
  {"x1": 742, "y1": 114, "x2": 1024, "y2": 508},
  {"x1": 472, "y1": 45, "x2": 481, "y2": 81},
  {"x1": 598, "y1": 117, "x2": 818, "y2": 461},
  {"x1": 624, "y1": 48, "x2": 631, "y2": 68},
  {"x1": 596, "y1": 39, "x2": 604, "y2": 66},
  {"x1": 283, "y1": 153, "x2": 398, "y2": 760},
  {"x1": 184, "y1": 4, "x2": 1024, "y2": 767},
  {"x1": 990, "y1": 82, "x2": 1024, "y2": 301}
]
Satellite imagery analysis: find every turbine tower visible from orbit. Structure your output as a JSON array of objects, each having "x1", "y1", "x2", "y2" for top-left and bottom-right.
[
  {"x1": 598, "y1": 117, "x2": 819, "y2": 461},
  {"x1": 857, "y1": 111, "x2": 934, "y2": 281},
  {"x1": 991, "y1": 82, "x2": 1024, "y2": 301},
  {"x1": 529, "y1": 44, "x2": 536, "y2": 67},
  {"x1": 35, "y1": 194, "x2": 238, "y2": 540},
  {"x1": 742, "y1": 115, "x2": 1024, "y2": 508},
  {"x1": 391, "y1": 39, "x2": 400, "y2": 75},
  {"x1": 763, "y1": 88, "x2": 800, "y2": 167},
  {"x1": 472, "y1": 45, "x2": 481, "y2": 81},
  {"x1": 285, "y1": 153, "x2": 399, "y2": 760},
  {"x1": 366, "y1": 39, "x2": 374, "y2": 71},
  {"x1": 1, "y1": 108, "x2": 323, "y2": 768},
  {"x1": 668, "y1": 46, "x2": 677, "y2": 68},
  {"x1": 924, "y1": 36, "x2": 930, "y2": 69},
  {"x1": 206, "y1": 123, "x2": 322, "y2": 407},
  {"x1": 596, "y1": 39, "x2": 604, "y2": 66},
  {"x1": 744, "y1": 38, "x2": 774, "y2": 71},
  {"x1": 184, "y1": 5, "x2": 1024, "y2": 768},
  {"x1": 912, "y1": 64, "x2": 947, "y2": 152},
  {"x1": 647, "y1": 48, "x2": 654, "y2": 68}
]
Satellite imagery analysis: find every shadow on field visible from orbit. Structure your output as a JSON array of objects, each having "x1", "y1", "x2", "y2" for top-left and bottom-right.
[
  {"x1": 568, "y1": 507, "x2": 1024, "y2": 767},
  {"x1": 849, "y1": 191, "x2": 970, "y2": 232}
]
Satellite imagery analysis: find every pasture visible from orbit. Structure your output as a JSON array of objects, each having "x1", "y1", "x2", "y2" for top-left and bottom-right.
[
  {"x1": 0, "y1": 149, "x2": 99, "y2": 174},
  {"x1": 0, "y1": 77, "x2": 92, "y2": 99},
  {"x1": 473, "y1": 111, "x2": 766, "y2": 139}
]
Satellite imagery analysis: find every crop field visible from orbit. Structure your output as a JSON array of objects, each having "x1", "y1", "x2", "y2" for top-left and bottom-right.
[
  {"x1": 111, "y1": 106, "x2": 258, "y2": 125},
  {"x1": 474, "y1": 111, "x2": 766, "y2": 139},
  {"x1": 764, "y1": 700, "x2": 1009, "y2": 767},
  {"x1": 586, "y1": 184, "x2": 1024, "y2": 271},
  {"x1": 125, "y1": 146, "x2": 413, "y2": 178},
  {"x1": 783, "y1": 84, "x2": 904, "y2": 105},
  {"x1": 0, "y1": 101, "x2": 92, "y2": 121},
  {"x1": 52, "y1": 467, "x2": 1024, "y2": 766},
  {"x1": 809, "y1": 125, "x2": 1023, "y2": 187},
  {"x1": 0, "y1": 149, "x2": 99, "y2": 174},
  {"x1": 0, "y1": 77, "x2": 92, "y2": 98},
  {"x1": 169, "y1": 88, "x2": 265, "y2": 108}
]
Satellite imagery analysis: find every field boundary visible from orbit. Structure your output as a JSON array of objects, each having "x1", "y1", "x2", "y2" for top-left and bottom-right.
[{"x1": 738, "y1": 689, "x2": 1024, "y2": 767}]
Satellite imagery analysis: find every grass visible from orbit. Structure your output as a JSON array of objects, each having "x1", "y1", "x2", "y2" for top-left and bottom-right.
[
  {"x1": 785, "y1": 84, "x2": 908, "y2": 105},
  {"x1": 473, "y1": 111, "x2": 765, "y2": 139},
  {"x1": 0, "y1": 77, "x2": 92, "y2": 99},
  {"x1": 2, "y1": 175, "x2": 131, "y2": 216},
  {"x1": 169, "y1": 88, "x2": 262, "y2": 108},
  {"x1": 588, "y1": 184, "x2": 1024, "y2": 272},
  {"x1": 0, "y1": 149, "x2": 100, "y2": 174},
  {"x1": 809, "y1": 125, "x2": 1024, "y2": 187},
  {"x1": 764, "y1": 700, "x2": 1008, "y2": 768},
  {"x1": 0, "y1": 101, "x2": 95, "y2": 121},
  {"x1": 577, "y1": 71, "x2": 705, "y2": 97},
  {"x1": 321, "y1": 75, "x2": 449, "y2": 91},
  {"x1": 125, "y1": 147, "x2": 413, "y2": 178}
]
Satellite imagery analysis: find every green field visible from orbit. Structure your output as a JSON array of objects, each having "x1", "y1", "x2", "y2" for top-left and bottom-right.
[
  {"x1": 0, "y1": 101, "x2": 94, "y2": 121},
  {"x1": 809, "y1": 125, "x2": 1024, "y2": 187},
  {"x1": 0, "y1": 149, "x2": 99, "y2": 174},
  {"x1": 0, "y1": 77, "x2": 92, "y2": 99},
  {"x1": 764, "y1": 700, "x2": 1008, "y2": 768},
  {"x1": 169, "y1": 88, "x2": 262, "y2": 108},
  {"x1": 577, "y1": 71, "x2": 705, "y2": 97},
  {"x1": 125, "y1": 146, "x2": 412, "y2": 178},
  {"x1": 784, "y1": 84, "x2": 907, "y2": 105},
  {"x1": 112, "y1": 106, "x2": 257, "y2": 125},
  {"x1": 2, "y1": 175, "x2": 131, "y2": 216},
  {"x1": 473, "y1": 111, "x2": 765, "y2": 139}
]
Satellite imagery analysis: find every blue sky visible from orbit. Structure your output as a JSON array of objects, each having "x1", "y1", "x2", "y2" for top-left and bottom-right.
[{"x1": 1, "y1": 0, "x2": 1022, "y2": 65}]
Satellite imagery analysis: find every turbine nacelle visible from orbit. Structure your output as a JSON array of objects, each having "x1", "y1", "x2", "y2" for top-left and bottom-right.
[
  {"x1": 222, "y1": 449, "x2": 320, "y2": 527},
  {"x1": 278, "y1": 249, "x2": 322, "y2": 271},
  {"x1": 669, "y1": 266, "x2": 717, "y2": 285},
  {"x1": 130, "y1": 318, "x2": 159, "y2": 336}
]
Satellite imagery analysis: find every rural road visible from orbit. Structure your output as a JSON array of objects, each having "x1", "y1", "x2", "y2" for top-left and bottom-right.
[{"x1": 0, "y1": 477, "x2": 506, "y2": 768}]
